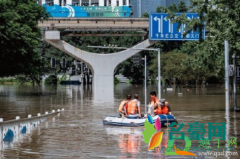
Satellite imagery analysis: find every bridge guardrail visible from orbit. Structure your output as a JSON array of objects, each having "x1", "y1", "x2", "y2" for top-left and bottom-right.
[{"x1": 0, "y1": 109, "x2": 64, "y2": 150}]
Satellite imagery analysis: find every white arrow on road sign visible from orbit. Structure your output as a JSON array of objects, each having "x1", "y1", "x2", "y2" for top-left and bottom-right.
[
  {"x1": 154, "y1": 16, "x2": 163, "y2": 33},
  {"x1": 164, "y1": 17, "x2": 173, "y2": 33}
]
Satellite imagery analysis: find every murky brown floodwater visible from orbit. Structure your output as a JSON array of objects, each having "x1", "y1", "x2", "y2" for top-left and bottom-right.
[{"x1": 0, "y1": 84, "x2": 239, "y2": 159}]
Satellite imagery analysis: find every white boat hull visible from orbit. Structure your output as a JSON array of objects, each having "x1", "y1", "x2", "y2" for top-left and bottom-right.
[{"x1": 103, "y1": 115, "x2": 177, "y2": 127}]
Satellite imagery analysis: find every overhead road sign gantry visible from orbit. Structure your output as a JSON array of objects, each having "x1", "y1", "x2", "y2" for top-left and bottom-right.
[{"x1": 149, "y1": 13, "x2": 205, "y2": 41}]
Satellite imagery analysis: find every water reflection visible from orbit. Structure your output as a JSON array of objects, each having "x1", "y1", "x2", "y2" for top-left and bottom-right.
[
  {"x1": 105, "y1": 127, "x2": 142, "y2": 158},
  {"x1": 0, "y1": 84, "x2": 239, "y2": 158},
  {"x1": 225, "y1": 93, "x2": 230, "y2": 158},
  {"x1": 93, "y1": 85, "x2": 114, "y2": 105}
]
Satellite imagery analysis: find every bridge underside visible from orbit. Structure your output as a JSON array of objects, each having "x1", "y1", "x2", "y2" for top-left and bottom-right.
[{"x1": 43, "y1": 28, "x2": 154, "y2": 103}]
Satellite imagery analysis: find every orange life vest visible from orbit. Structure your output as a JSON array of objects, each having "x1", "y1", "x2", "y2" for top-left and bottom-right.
[
  {"x1": 161, "y1": 105, "x2": 169, "y2": 114},
  {"x1": 127, "y1": 101, "x2": 138, "y2": 115},
  {"x1": 154, "y1": 105, "x2": 162, "y2": 115},
  {"x1": 118, "y1": 100, "x2": 128, "y2": 112},
  {"x1": 154, "y1": 105, "x2": 169, "y2": 115}
]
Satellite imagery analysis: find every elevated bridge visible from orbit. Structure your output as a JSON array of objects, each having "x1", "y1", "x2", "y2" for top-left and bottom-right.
[
  {"x1": 38, "y1": 18, "x2": 154, "y2": 104},
  {"x1": 38, "y1": 18, "x2": 149, "y2": 31}
]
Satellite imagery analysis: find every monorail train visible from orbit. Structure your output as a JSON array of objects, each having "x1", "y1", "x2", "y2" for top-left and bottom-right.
[{"x1": 40, "y1": 0, "x2": 132, "y2": 17}]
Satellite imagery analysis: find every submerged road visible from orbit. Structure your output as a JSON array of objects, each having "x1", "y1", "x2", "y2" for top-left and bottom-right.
[{"x1": 0, "y1": 84, "x2": 239, "y2": 158}]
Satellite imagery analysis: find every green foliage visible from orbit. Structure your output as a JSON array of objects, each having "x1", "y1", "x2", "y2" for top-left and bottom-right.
[
  {"x1": 167, "y1": 4, "x2": 178, "y2": 13},
  {"x1": 147, "y1": 0, "x2": 240, "y2": 85},
  {"x1": 156, "y1": 6, "x2": 168, "y2": 13},
  {"x1": 178, "y1": 1, "x2": 188, "y2": 12},
  {"x1": 1, "y1": 0, "x2": 237, "y2": 86},
  {"x1": 142, "y1": 12, "x2": 149, "y2": 18},
  {"x1": 0, "y1": 77, "x2": 17, "y2": 84},
  {"x1": 45, "y1": 75, "x2": 58, "y2": 85},
  {"x1": 39, "y1": 40, "x2": 74, "y2": 75},
  {"x1": 114, "y1": 77, "x2": 120, "y2": 85},
  {"x1": 0, "y1": 0, "x2": 48, "y2": 84},
  {"x1": 150, "y1": 52, "x2": 188, "y2": 85}
]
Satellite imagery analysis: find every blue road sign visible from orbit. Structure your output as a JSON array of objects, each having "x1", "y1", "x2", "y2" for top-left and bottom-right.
[{"x1": 149, "y1": 13, "x2": 205, "y2": 41}]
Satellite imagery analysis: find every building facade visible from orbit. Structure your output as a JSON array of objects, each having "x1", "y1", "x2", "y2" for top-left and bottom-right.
[{"x1": 131, "y1": 0, "x2": 190, "y2": 17}]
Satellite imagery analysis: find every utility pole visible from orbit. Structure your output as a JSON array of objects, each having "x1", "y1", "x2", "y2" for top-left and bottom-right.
[{"x1": 225, "y1": 40, "x2": 229, "y2": 109}]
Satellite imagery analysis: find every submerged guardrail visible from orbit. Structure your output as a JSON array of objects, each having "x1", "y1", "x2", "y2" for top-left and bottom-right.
[{"x1": 0, "y1": 108, "x2": 64, "y2": 150}]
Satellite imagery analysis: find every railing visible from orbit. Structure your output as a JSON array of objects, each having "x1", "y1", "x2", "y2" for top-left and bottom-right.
[
  {"x1": 38, "y1": 18, "x2": 149, "y2": 30},
  {"x1": 0, "y1": 109, "x2": 64, "y2": 150}
]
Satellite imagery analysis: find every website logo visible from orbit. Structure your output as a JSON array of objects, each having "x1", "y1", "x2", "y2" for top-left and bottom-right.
[{"x1": 142, "y1": 115, "x2": 237, "y2": 157}]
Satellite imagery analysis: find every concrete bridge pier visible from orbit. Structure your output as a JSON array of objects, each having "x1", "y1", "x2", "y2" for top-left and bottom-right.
[{"x1": 44, "y1": 31, "x2": 155, "y2": 104}]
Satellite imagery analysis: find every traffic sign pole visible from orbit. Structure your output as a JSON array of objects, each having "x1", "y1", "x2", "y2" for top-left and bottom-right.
[
  {"x1": 233, "y1": 54, "x2": 237, "y2": 110},
  {"x1": 144, "y1": 55, "x2": 147, "y2": 114},
  {"x1": 158, "y1": 48, "x2": 161, "y2": 99},
  {"x1": 225, "y1": 40, "x2": 229, "y2": 110}
]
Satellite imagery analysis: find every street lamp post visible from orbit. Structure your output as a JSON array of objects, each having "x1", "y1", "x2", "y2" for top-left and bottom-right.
[
  {"x1": 142, "y1": 55, "x2": 147, "y2": 113},
  {"x1": 87, "y1": 45, "x2": 162, "y2": 108},
  {"x1": 233, "y1": 54, "x2": 237, "y2": 111},
  {"x1": 225, "y1": 40, "x2": 230, "y2": 109},
  {"x1": 145, "y1": 55, "x2": 147, "y2": 113},
  {"x1": 157, "y1": 48, "x2": 161, "y2": 100}
]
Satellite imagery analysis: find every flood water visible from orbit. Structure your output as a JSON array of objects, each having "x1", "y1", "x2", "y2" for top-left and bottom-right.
[{"x1": 0, "y1": 84, "x2": 239, "y2": 158}]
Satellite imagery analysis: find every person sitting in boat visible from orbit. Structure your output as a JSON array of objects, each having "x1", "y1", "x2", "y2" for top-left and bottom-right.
[
  {"x1": 148, "y1": 91, "x2": 160, "y2": 115},
  {"x1": 159, "y1": 99, "x2": 172, "y2": 115},
  {"x1": 125, "y1": 94, "x2": 141, "y2": 118},
  {"x1": 118, "y1": 94, "x2": 132, "y2": 117}
]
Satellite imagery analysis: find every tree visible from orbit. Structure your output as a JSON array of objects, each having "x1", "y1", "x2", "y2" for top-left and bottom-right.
[
  {"x1": 0, "y1": 0, "x2": 48, "y2": 84},
  {"x1": 148, "y1": 0, "x2": 225, "y2": 86},
  {"x1": 149, "y1": 52, "x2": 188, "y2": 85},
  {"x1": 142, "y1": 12, "x2": 149, "y2": 18},
  {"x1": 182, "y1": 40, "x2": 223, "y2": 86},
  {"x1": 178, "y1": 1, "x2": 188, "y2": 13}
]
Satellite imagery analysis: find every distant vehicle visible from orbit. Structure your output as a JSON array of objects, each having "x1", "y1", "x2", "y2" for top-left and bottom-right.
[{"x1": 40, "y1": 0, "x2": 132, "y2": 18}]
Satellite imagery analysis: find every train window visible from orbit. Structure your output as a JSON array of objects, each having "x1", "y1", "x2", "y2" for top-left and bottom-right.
[
  {"x1": 72, "y1": 0, "x2": 79, "y2": 6},
  {"x1": 96, "y1": 13, "x2": 99, "y2": 17},
  {"x1": 100, "y1": 13, "x2": 103, "y2": 17},
  {"x1": 117, "y1": 1, "x2": 119, "y2": 6},
  {"x1": 82, "y1": 0, "x2": 89, "y2": 6},
  {"x1": 59, "y1": 0, "x2": 66, "y2": 6},
  {"x1": 123, "y1": 0, "x2": 126, "y2": 5},
  {"x1": 46, "y1": 0, "x2": 53, "y2": 6},
  {"x1": 92, "y1": 13, "x2": 95, "y2": 16}
]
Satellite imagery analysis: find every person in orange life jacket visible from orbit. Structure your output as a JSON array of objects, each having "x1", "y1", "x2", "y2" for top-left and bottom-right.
[
  {"x1": 124, "y1": 94, "x2": 141, "y2": 118},
  {"x1": 118, "y1": 94, "x2": 132, "y2": 117},
  {"x1": 148, "y1": 91, "x2": 160, "y2": 115},
  {"x1": 159, "y1": 99, "x2": 172, "y2": 115}
]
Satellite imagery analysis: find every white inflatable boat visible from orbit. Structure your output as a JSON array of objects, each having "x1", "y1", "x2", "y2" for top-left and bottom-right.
[{"x1": 103, "y1": 114, "x2": 177, "y2": 127}]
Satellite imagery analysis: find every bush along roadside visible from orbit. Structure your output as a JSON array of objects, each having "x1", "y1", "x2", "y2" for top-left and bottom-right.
[{"x1": 0, "y1": 77, "x2": 17, "y2": 84}]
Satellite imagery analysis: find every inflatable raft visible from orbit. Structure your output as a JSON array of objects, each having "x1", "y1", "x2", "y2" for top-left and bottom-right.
[{"x1": 103, "y1": 114, "x2": 177, "y2": 127}]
